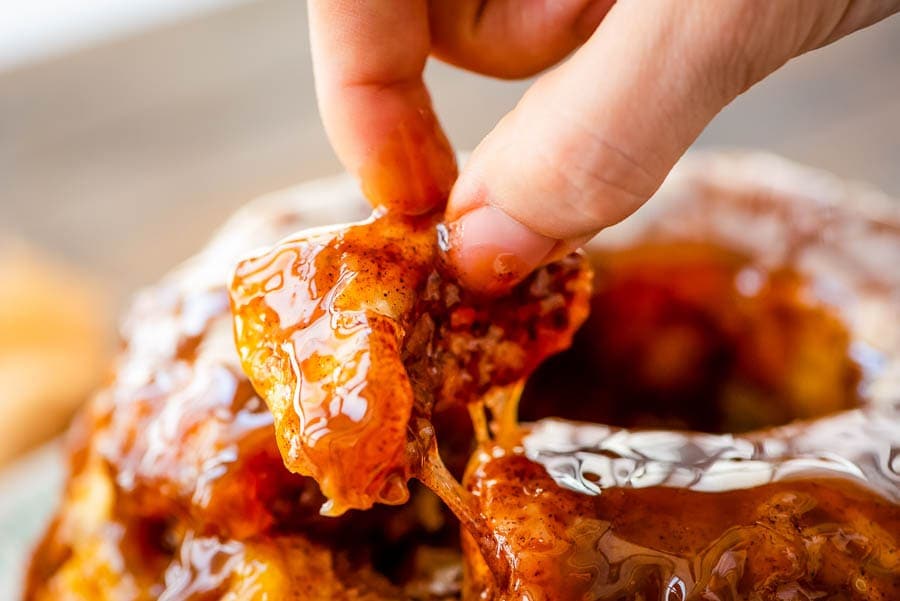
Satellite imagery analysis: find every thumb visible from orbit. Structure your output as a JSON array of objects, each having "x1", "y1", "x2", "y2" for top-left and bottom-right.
[{"x1": 443, "y1": 0, "x2": 869, "y2": 293}]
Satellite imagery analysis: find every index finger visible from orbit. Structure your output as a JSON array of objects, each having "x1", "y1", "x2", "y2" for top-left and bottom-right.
[{"x1": 309, "y1": 0, "x2": 457, "y2": 214}]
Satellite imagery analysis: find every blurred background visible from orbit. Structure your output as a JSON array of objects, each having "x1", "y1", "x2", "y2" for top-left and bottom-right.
[{"x1": 0, "y1": 0, "x2": 899, "y2": 466}]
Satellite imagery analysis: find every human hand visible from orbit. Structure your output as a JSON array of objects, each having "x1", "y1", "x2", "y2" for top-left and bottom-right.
[{"x1": 309, "y1": 0, "x2": 899, "y2": 293}]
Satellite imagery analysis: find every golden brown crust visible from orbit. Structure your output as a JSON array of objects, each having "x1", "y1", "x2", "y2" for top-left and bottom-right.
[
  {"x1": 26, "y1": 154, "x2": 900, "y2": 600},
  {"x1": 229, "y1": 212, "x2": 592, "y2": 515}
]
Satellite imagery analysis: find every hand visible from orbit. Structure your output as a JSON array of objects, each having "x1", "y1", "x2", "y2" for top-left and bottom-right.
[{"x1": 309, "y1": 1, "x2": 899, "y2": 293}]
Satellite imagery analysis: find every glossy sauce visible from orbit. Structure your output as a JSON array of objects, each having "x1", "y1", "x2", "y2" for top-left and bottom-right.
[
  {"x1": 452, "y1": 161, "x2": 900, "y2": 598},
  {"x1": 456, "y1": 257, "x2": 900, "y2": 599},
  {"x1": 230, "y1": 214, "x2": 438, "y2": 515},
  {"x1": 25, "y1": 198, "x2": 467, "y2": 600},
  {"x1": 26, "y1": 158, "x2": 900, "y2": 599},
  {"x1": 464, "y1": 444, "x2": 899, "y2": 600},
  {"x1": 229, "y1": 211, "x2": 592, "y2": 515}
]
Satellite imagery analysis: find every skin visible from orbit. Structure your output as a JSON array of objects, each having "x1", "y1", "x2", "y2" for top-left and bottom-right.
[{"x1": 309, "y1": 0, "x2": 900, "y2": 293}]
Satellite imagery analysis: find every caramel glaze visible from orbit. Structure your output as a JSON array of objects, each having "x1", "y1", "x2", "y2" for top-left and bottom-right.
[
  {"x1": 228, "y1": 207, "x2": 898, "y2": 599},
  {"x1": 24, "y1": 195, "x2": 476, "y2": 599},
  {"x1": 228, "y1": 212, "x2": 592, "y2": 515},
  {"x1": 463, "y1": 443, "x2": 900, "y2": 601},
  {"x1": 26, "y1": 155, "x2": 900, "y2": 600},
  {"x1": 23, "y1": 282, "x2": 464, "y2": 599},
  {"x1": 452, "y1": 156, "x2": 900, "y2": 599}
]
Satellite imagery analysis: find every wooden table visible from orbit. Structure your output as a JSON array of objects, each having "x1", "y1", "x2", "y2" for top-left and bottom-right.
[{"x1": 2, "y1": 0, "x2": 899, "y2": 311}]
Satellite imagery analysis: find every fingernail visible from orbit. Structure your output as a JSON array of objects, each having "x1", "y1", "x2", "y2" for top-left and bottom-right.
[
  {"x1": 444, "y1": 205, "x2": 557, "y2": 294},
  {"x1": 359, "y1": 109, "x2": 458, "y2": 215},
  {"x1": 541, "y1": 233, "x2": 595, "y2": 265}
]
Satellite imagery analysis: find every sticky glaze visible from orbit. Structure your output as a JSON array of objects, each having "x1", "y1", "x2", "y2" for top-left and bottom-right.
[
  {"x1": 26, "y1": 154, "x2": 900, "y2": 600},
  {"x1": 229, "y1": 211, "x2": 592, "y2": 515}
]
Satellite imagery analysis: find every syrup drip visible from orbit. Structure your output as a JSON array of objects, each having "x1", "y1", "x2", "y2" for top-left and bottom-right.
[
  {"x1": 420, "y1": 382, "x2": 531, "y2": 589},
  {"x1": 419, "y1": 440, "x2": 511, "y2": 590}
]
